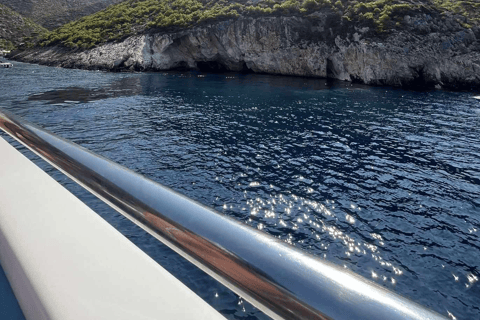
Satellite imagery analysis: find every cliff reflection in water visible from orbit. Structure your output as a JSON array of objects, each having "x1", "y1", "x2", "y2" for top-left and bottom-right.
[{"x1": 27, "y1": 72, "x2": 372, "y2": 106}]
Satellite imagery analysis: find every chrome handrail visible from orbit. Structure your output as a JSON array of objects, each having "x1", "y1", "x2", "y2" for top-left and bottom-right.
[{"x1": 0, "y1": 109, "x2": 447, "y2": 320}]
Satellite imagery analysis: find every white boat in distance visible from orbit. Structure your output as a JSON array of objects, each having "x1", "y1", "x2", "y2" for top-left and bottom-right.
[{"x1": 0, "y1": 62, "x2": 13, "y2": 68}]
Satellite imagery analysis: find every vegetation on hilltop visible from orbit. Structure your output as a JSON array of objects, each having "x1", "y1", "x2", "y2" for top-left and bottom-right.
[
  {"x1": 0, "y1": 0, "x2": 125, "y2": 30},
  {"x1": 0, "y1": 4, "x2": 48, "y2": 50},
  {"x1": 39, "y1": 0, "x2": 480, "y2": 49},
  {"x1": 431, "y1": 0, "x2": 480, "y2": 27},
  {"x1": 0, "y1": 39, "x2": 15, "y2": 51}
]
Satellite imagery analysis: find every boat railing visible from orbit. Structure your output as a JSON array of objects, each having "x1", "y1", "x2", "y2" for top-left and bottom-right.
[{"x1": 0, "y1": 109, "x2": 447, "y2": 320}]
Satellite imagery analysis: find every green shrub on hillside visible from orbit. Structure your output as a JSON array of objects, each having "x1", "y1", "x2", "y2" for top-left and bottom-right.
[
  {"x1": 431, "y1": 0, "x2": 480, "y2": 23},
  {"x1": 343, "y1": 0, "x2": 479, "y2": 31},
  {"x1": 0, "y1": 38, "x2": 15, "y2": 50},
  {"x1": 340, "y1": 0, "x2": 414, "y2": 31}
]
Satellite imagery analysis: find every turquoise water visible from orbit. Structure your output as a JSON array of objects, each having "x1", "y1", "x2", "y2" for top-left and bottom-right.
[{"x1": 1, "y1": 59, "x2": 479, "y2": 319}]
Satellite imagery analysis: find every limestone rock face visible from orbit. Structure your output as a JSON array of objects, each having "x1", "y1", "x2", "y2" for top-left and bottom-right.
[{"x1": 10, "y1": 14, "x2": 480, "y2": 90}]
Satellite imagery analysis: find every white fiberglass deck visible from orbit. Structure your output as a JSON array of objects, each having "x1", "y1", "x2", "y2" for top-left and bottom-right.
[{"x1": 0, "y1": 137, "x2": 225, "y2": 320}]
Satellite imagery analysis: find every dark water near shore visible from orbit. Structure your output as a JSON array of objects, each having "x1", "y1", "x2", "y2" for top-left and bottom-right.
[{"x1": 1, "y1": 60, "x2": 480, "y2": 319}]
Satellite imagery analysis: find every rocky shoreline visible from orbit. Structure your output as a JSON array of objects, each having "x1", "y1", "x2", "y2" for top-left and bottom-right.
[{"x1": 9, "y1": 12, "x2": 480, "y2": 91}]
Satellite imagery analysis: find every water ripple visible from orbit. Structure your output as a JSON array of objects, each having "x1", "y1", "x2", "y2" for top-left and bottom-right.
[{"x1": 1, "y1": 62, "x2": 479, "y2": 319}]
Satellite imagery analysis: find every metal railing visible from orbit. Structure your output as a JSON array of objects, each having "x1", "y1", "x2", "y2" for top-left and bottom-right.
[{"x1": 0, "y1": 109, "x2": 447, "y2": 320}]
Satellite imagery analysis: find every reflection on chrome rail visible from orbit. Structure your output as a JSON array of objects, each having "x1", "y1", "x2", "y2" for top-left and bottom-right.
[{"x1": 0, "y1": 109, "x2": 447, "y2": 320}]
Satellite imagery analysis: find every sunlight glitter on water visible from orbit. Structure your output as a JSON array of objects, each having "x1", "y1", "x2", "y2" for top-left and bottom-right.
[{"x1": 223, "y1": 190, "x2": 407, "y2": 286}]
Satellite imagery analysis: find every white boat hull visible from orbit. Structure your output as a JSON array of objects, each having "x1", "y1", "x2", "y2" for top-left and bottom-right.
[{"x1": 0, "y1": 137, "x2": 225, "y2": 320}]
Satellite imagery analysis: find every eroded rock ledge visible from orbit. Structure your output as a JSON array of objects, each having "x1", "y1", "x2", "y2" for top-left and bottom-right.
[{"x1": 10, "y1": 14, "x2": 480, "y2": 91}]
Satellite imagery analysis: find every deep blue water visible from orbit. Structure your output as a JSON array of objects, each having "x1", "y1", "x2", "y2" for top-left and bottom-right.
[
  {"x1": 1, "y1": 59, "x2": 480, "y2": 320},
  {"x1": 0, "y1": 262, "x2": 25, "y2": 320}
]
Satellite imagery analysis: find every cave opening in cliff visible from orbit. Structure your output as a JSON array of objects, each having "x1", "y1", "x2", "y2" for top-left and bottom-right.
[
  {"x1": 405, "y1": 66, "x2": 435, "y2": 90},
  {"x1": 326, "y1": 58, "x2": 336, "y2": 79},
  {"x1": 239, "y1": 61, "x2": 253, "y2": 74},
  {"x1": 171, "y1": 61, "x2": 190, "y2": 71},
  {"x1": 196, "y1": 61, "x2": 229, "y2": 73}
]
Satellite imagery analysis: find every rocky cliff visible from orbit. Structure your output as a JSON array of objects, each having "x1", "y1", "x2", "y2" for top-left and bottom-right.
[
  {"x1": 0, "y1": 0, "x2": 124, "y2": 29},
  {"x1": 11, "y1": 11, "x2": 480, "y2": 91}
]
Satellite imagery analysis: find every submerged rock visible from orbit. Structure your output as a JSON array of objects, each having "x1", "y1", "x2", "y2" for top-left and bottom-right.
[{"x1": 10, "y1": 14, "x2": 480, "y2": 91}]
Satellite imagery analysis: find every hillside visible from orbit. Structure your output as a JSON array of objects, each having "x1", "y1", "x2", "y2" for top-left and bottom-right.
[
  {"x1": 0, "y1": 4, "x2": 47, "y2": 50},
  {"x1": 38, "y1": 0, "x2": 480, "y2": 49},
  {"x1": 9, "y1": 0, "x2": 480, "y2": 91},
  {"x1": 0, "y1": 0, "x2": 125, "y2": 30}
]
